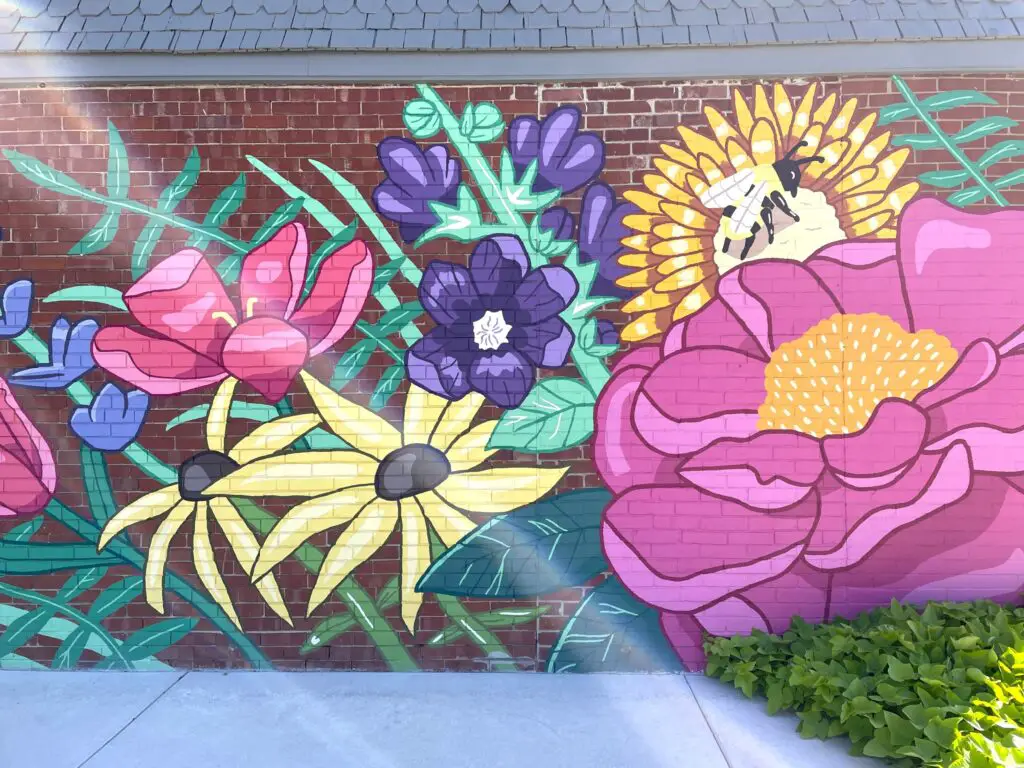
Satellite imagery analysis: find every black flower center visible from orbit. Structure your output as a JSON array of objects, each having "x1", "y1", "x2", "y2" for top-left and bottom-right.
[
  {"x1": 374, "y1": 444, "x2": 451, "y2": 501},
  {"x1": 178, "y1": 451, "x2": 241, "y2": 501}
]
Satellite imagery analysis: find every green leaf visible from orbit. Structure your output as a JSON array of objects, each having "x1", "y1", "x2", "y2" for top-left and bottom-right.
[
  {"x1": 330, "y1": 338, "x2": 377, "y2": 391},
  {"x1": 547, "y1": 576, "x2": 684, "y2": 673},
  {"x1": 994, "y1": 167, "x2": 1024, "y2": 191},
  {"x1": 42, "y1": 285, "x2": 127, "y2": 311},
  {"x1": 188, "y1": 172, "x2": 245, "y2": 249},
  {"x1": 375, "y1": 301, "x2": 423, "y2": 336},
  {"x1": 106, "y1": 121, "x2": 130, "y2": 200},
  {"x1": 918, "y1": 169, "x2": 972, "y2": 189},
  {"x1": 403, "y1": 98, "x2": 441, "y2": 139},
  {"x1": 947, "y1": 186, "x2": 989, "y2": 207},
  {"x1": 428, "y1": 605, "x2": 549, "y2": 646},
  {"x1": 88, "y1": 577, "x2": 144, "y2": 620},
  {"x1": 131, "y1": 146, "x2": 201, "y2": 278},
  {"x1": 216, "y1": 195, "x2": 308, "y2": 283},
  {"x1": 878, "y1": 102, "x2": 916, "y2": 126},
  {"x1": 417, "y1": 185, "x2": 483, "y2": 245},
  {"x1": 371, "y1": 258, "x2": 408, "y2": 296},
  {"x1": 166, "y1": 401, "x2": 280, "y2": 431},
  {"x1": 954, "y1": 116, "x2": 1019, "y2": 146},
  {"x1": 920, "y1": 90, "x2": 998, "y2": 112},
  {"x1": 299, "y1": 220, "x2": 358, "y2": 302},
  {"x1": 81, "y1": 445, "x2": 119, "y2": 527},
  {"x1": 58, "y1": 566, "x2": 108, "y2": 601},
  {"x1": 96, "y1": 617, "x2": 198, "y2": 668},
  {"x1": 370, "y1": 363, "x2": 405, "y2": 411},
  {"x1": 497, "y1": 149, "x2": 562, "y2": 212},
  {"x1": 463, "y1": 102, "x2": 505, "y2": 143},
  {"x1": 888, "y1": 658, "x2": 917, "y2": 683},
  {"x1": 301, "y1": 577, "x2": 399, "y2": 654},
  {"x1": 4, "y1": 150, "x2": 86, "y2": 196},
  {"x1": 459, "y1": 103, "x2": 475, "y2": 137},
  {"x1": 0, "y1": 607, "x2": 57, "y2": 659},
  {"x1": 3, "y1": 517, "x2": 43, "y2": 542},
  {"x1": 487, "y1": 378, "x2": 596, "y2": 453},
  {"x1": 68, "y1": 207, "x2": 120, "y2": 255},
  {"x1": 978, "y1": 140, "x2": 1024, "y2": 170},
  {"x1": 0, "y1": 541, "x2": 121, "y2": 575},
  {"x1": 578, "y1": 318, "x2": 619, "y2": 359},
  {"x1": 417, "y1": 488, "x2": 610, "y2": 598}
]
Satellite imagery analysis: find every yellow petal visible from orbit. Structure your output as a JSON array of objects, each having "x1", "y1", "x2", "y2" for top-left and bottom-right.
[
  {"x1": 826, "y1": 97, "x2": 858, "y2": 140},
  {"x1": 207, "y1": 377, "x2": 238, "y2": 453},
  {"x1": 621, "y1": 213, "x2": 660, "y2": 233},
  {"x1": 749, "y1": 119, "x2": 778, "y2": 165},
  {"x1": 656, "y1": 251, "x2": 711, "y2": 275},
  {"x1": 843, "y1": 191, "x2": 887, "y2": 215},
  {"x1": 697, "y1": 154, "x2": 725, "y2": 187},
  {"x1": 838, "y1": 148, "x2": 908, "y2": 195},
  {"x1": 672, "y1": 282, "x2": 715, "y2": 321},
  {"x1": 209, "y1": 498, "x2": 292, "y2": 625},
  {"x1": 848, "y1": 210, "x2": 895, "y2": 237},
  {"x1": 251, "y1": 484, "x2": 378, "y2": 581},
  {"x1": 620, "y1": 308, "x2": 674, "y2": 342},
  {"x1": 661, "y1": 143, "x2": 699, "y2": 169},
  {"x1": 812, "y1": 92, "x2": 837, "y2": 127},
  {"x1": 684, "y1": 171, "x2": 710, "y2": 198},
  {"x1": 625, "y1": 188, "x2": 668, "y2": 213},
  {"x1": 704, "y1": 106, "x2": 742, "y2": 150},
  {"x1": 773, "y1": 83, "x2": 794, "y2": 137},
  {"x1": 652, "y1": 236, "x2": 705, "y2": 258},
  {"x1": 677, "y1": 124, "x2": 729, "y2": 167},
  {"x1": 307, "y1": 499, "x2": 398, "y2": 615},
  {"x1": 659, "y1": 203, "x2": 711, "y2": 231},
  {"x1": 753, "y1": 85, "x2": 778, "y2": 136},
  {"x1": 99, "y1": 486, "x2": 180, "y2": 550},
  {"x1": 228, "y1": 413, "x2": 322, "y2": 465},
  {"x1": 429, "y1": 391, "x2": 485, "y2": 452},
  {"x1": 833, "y1": 166, "x2": 879, "y2": 196},
  {"x1": 144, "y1": 500, "x2": 194, "y2": 613},
  {"x1": 732, "y1": 88, "x2": 755, "y2": 139},
  {"x1": 724, "y1": 138, "x2": 753, "y2": 173},
  {"x1": 825, "y1": 113, "x2": 878, "y2": 180},
  {"x1": 192, "y1": 501, "x2": 241, "y2": 630},
  {"x1": 653, "y1": 157, "x2": 694, "y2": 190},
  {"x1": 618, "y1": 251, "x2": 662, "y2": 269},
  {"x1": 445, "y1": 420, "x2": 498, "y2": 472},
  {"x1": 621, "y1": 286, "x2": 676, "y2": 313},
  {"x1": 622, "y1": 233, "x2": 655, "y2": 252},
  {"x1": 205, "y1": 451, "x2": 378, "y2": 499},
  {"x1": 300, "y1": 371, "x2": 401, "y2": 461},
  {"x1": 790, "y1": 83, "x2": 817, "y2": 142},
  {"x1": 398, "y1": 500, "x2": 430, "y2": 633},
  {"x1": 803, "y1": 139, "x2": 850, "y2": 183},
  {"x1": 617, "y1": 266, "x2": 661, "y2": 291},
  {"x1": 654, "y1": 267, "x2": 707, "y2": 294},
  {"x1": 800, "y1": 124, "x2": 824, "y2": 153},
  {"x1": 416, "y1": 492, "x2": 476, "y2": 549},
  {"x1": 402, "y1": 385, "x2": 448, "y2": 447},
  {"x1": 436, "y1": 466, "x2": 567, "y2": 514}
]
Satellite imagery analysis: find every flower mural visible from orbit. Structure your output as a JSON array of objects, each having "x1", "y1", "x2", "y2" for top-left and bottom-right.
[
  {"x1": 0, "y1": 378, "x2": 56, "y2": 516},
  {"x1": 372, "y1": 138, "x2": 462, "y2": 243},
  {"x1": 507, "y1": 106, "x2": 603, "y2": 194}
]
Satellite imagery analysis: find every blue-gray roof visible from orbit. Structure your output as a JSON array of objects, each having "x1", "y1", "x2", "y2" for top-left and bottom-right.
[{"x1": 0, "y1": 0, "x2": 1019, "y2": 53}]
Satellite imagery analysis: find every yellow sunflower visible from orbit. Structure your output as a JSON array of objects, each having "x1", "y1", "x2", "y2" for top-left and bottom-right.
[
  {"x1": 204, "y1": 371, "x2": 567, "y2": 632},
  {"x1": 618, "y1": 81, "x2": 920, "y2": 342},
  {"x1": 98, "y1": 377, "x2": 308, "y2": 628}
]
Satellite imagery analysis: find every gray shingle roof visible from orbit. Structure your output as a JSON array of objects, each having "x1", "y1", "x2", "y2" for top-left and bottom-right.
[{"x1": 0, "y1": 0, "x2": 1020, "y2": 52}]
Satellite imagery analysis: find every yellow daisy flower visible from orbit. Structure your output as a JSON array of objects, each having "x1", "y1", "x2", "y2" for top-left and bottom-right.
[
  {"x1": 619, "y1": 81, "x2": 920, "y2": 342},
  {"x1": 98, "y1": 377, "x2": 310, "y2": 629},
  {"x1": 204, "y1": 371, "x2": 567, "y2": 632}
]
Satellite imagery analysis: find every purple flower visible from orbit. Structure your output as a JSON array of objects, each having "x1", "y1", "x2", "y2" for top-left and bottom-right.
[
  {"x1": 507, "y1": 106, "x2": 604, "y2": 194},
  {"x1": 540, "y1": 207, "x2": 574, "y2": 240},
  {"x1": 407, "y1": 235, "x2": 578, "y2": 409},
  {"x1": 372, "y1": 137, "x2": 462, "y2": 243},
  {"x1": 579, "y1": 183, "x2": 639, "y2": 300},
  {"x1": 595, "y1": 320, "x2": 618, "y2": 347}
]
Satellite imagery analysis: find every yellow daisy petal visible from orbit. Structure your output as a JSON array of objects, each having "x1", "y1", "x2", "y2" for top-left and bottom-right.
[
  {"x1": 436, "y1": 466, "x2": 567, "y2": 514},
  {"x1": 622, "y1": 233, "x2": 656, "y2": 252},
  {"x1": 724, "y1": 138, "x2": 754, "y2": 173},
  {"x1": 825, "y1": 114, "x2": 878, "y2": 180},
  {"x1": 684, "y1": 171, "x2": 710, "y2": 198},
  {"x1": 654, "y1": 266, "x2": 707, "y2": 294},
  {"x1": 656, "y1": 251, "x2": 711, "y2": 275},
  {"x1": 192, "y1": 501, "x2": 241, "y2": 630},
  {"x1": 398, "y1": 500, "x2": 430, "y2": 633},
  {"x1": 144, "y1": 500, "x2": 194, "y2": 613},
  {"x1": 300, "y1": 371, "x2": 401, "y2": 461},
  {"x1": 621, "y1": 213, "x2": 661, "y2": 233},
  {"x1": 833, "y1": 165, "x2": 879, "y2": 195},
  {"x1": 652, "y1": 237, "x2": 704, "y2": 257},
  {"x1": 625, "y1": 188, "x2": 669, "y2": 214},
  {"x1": 800, "y1": 124, "x2": 824, "y2": 152},
  {"x1": 732, "y1": 88, "x2": 755, "y2": 139},
  {"x1": 403, "y1": 385, "x2": 448, "y2": 447},
  {"x1": 207, "y1": 377, "x2": 238, "y2": 453},
  {"x1": 621, "y1": 308, "x2": 675, "y2": 342},
  {"x1": 704, "y1": 106, "x2": 742, "y2": 150},
  {"x1": 228, "y1": 413, "x2": 322, "y2": 465},
  {"x1": 653, "y1": 157, "x2": 694, "y2": 190},
  {"x1": 209, "y1": 498, "x2": 292, "y2": 625},
  {"x1": 673, "y1": 282, "x2": 715, "y2": 321},
  {"x1": 677, "y1": 124, "x2": 729, "y2": 167},
  {"x1": 251, "y1": 484, "x2": 379, "y2": 581},
  {"x1": 697, "y1": 154, "x2": 725, "y2": 187},
  {"x1": 617, "y1": 266, "x2": 662, "y2": 291},
  {"x1": 848, "y1": 211, "x2": 895, "y2": 237},
  {"x1": 659, "y1": 203, "x2": 711, "y2": 231},
  {"x1": 416, "y1": 492, "x2": 476, "y2": 549},
  {"x1": 429, "y1": 391, "x2": 485, "y2": 452},
  {"x1": 205, "y1": 451, "x2": 378, "y2": 499},
  {"x1": 99, "y1": 486, "x2": 180, "y2": 550},
  {"x1": 307, "y1": 498, "x2": 398, "y2": 615},
  {"x1": 803, "y1": 139, "x2": 850, "y2": 183},
  {"x1": 773, "y1": 83, "x2": 794, "y2": 137},
  {"x1": 790, "y1": 83, "x2": 817, "y2": 142},
  {"x1": 753, "y1": 85, "x2": 779, "y2": 136},
  {"x1": 621, "y1": 286, "x2": 676, "y2": 313},
  {"x1": 445, "y1": 420, "x2": 498, "y2": 472},
  {"x1": 618, "y1": 251, "x2": 663, "y2": 269},
  {"x1": 839, "y1": 148, "x2": 908, "y2": 194},
  {"x1": 661, "y1": 143, "x2": 699, "y2": 169},
  {"x1": 749, "y1": 119, "x2": 778, "y2": 165},
  {"x1": 812, "y1": 92, "x2": 837, "y2": 127}
]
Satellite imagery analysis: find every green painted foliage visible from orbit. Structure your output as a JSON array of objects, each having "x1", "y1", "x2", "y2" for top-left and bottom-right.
[
  {"x1": 487, "y1": 378, "x2": 596, "y2": 454},
  {"x1": 705, "y1": 600, "x2": 1024, "y2": 767}
]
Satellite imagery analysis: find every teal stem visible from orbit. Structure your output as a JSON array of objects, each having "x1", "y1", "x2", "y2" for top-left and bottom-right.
[
  {"x1": 356, "y1": 320, "x2": 405, "y2": 363},
  {"x1": 273, "y1": 397, "x2": 312, "y2": 452},
  {"x1": 891, "y1": 75, "x2": 1009, "y2": 207},
  {"x1": 0, "y1": 580, "x2": 134, "y2": 670}
]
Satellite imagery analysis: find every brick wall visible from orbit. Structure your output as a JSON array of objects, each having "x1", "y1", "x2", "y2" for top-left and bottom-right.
[{"x1": 1, "y1": 74, "x2": 1022, "y2": 671}]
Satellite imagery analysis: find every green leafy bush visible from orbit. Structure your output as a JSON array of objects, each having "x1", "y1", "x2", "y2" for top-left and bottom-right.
[{"x1": 705, "y1": 600, "x2": 1024, "y2": 767}]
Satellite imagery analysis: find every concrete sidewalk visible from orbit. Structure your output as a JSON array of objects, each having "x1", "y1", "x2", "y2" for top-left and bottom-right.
[{"x1": 1, "y1": 671, "x2": 881, "y2": 768}]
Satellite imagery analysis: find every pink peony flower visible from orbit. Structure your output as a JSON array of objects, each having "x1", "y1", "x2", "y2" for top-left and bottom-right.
[
  {"x1": 595, "y1": 197, "x2": 1024, "y2": 670},
  {"x1": 92, "y1": 223, "x2": 373, "y2": 403},
  {"x1": 0, "y1": 377, "x2": 56, "y2": 516}
]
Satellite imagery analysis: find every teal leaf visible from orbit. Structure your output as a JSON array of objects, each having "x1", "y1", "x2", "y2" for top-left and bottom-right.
[
  {"x1": 68, "y1": 208, "x2": 120, "y2": 255},
  {"x1": 0, "y1": 608, "x2": 56, "y2": 659},
  {"x1": 370, "y1": 363, "x2": 405, "y2": 410},
  {"x1": 42, "y1": 285, "x2": 127, "y2": 311},
  {"x1": 403, "y1": 98, "x2": 441, "y2": 139},
  {"x1": 3, "y1": 517, "x2": 43, "y2": 542},
  {"x1": 417, "y1": 186, "x2": 483, "y2": 245},
  {"x1": 416, "y1": 488, "x2": 611, "y2": 598},
  {"x1": 547, "y1": 576, "x2": 684, "y2": 673},
  {"x1": 299, "y1": 220, "x2": 358, "y2": 302},
  {"x1": 920, "y1": 89, "x2": 998, "y2": 114},
  {"x1": 877, "y1": 102, "x2": 915, "y2": 127},
  {"x1": 217, "y1": 195, "x2": 307, "y2": 283},
  {"x1": 106, "y1": 121, "x2": 130, "y2": 200},
  {"x1": 917, "y1": 169, "x2": 972, "y2": 189},
  {"x1": 96, "y1": 617, "x2": 198, "y2": 668},
  {"x1": 188, "y1": 172, "x2": 246, "y2": 249},
  {"x1": 427, "y1": 605, "x2": 549, "y2": 647},
  {"x1": 578, "y1": 318, "x2": 619, "y2": 359},
  {"x1": 88, "y1": 577, "x2": 144, "y2": 620},
  {"x1": 132, "y1": 146, "x2": 201, "y2": 278},
  {"x1": 371, "y1": 258, "x2": 408, "y2": 296},
  {"x1": 497, "y1": 149, "x2": 562, "y2": 212},
  {"x1": 81, "y1": 445, "x2": 118, "y2": 527},
  {"x1": 301, "y1": 577, "x2": 399, "y2": 654},
  {"x1": 375, "y1": 301, "x2": 423, "y2": 336},
  {"x1": 953, "y1": 116, "x2": 1019, "y2": 146},
  {"x1": 459, "y1": 103, "x2": 475, "y2": 137},
  {"x1": 947, "y1": 186, "x2": 989, "y2": 207},
  {"x1": 978, "y1": 140, "x2": 1024, "y2": 170},
  {"x1": 166, "y1": 401, "x2": 279, "y2": 430},
  {"x1": 487, "y1": 378, "x2": 596, "y2": 453},
  {"x1": 4, "y1": 150, "x2": 86, "y2": 196},
  {"x1": 994, "y1": 167, "x2": 1024, "y2": 190},
  {"x1": 0, "y1": 541, "x2": 121, "y2": 575},
  {"x1": 57, "y1": 566, "x2": 108, "y2": 601},
  {"x1": 463, "y1": 102, "x2": 505, "y2": 143},
  {"x1": 330, "y1": 338, "x2": 377, "y2": 391}
]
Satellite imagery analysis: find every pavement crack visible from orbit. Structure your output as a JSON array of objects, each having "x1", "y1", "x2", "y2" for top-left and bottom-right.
[{"x1": 684, "y1": 675, "x2": 734, "y2": 768}]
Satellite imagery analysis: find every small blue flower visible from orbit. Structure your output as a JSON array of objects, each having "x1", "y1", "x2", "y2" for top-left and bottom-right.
[
  {"x1": 11, "y1": 316, "x2": 98, "y2": 389},
  {"x1": 70, "y1": 383, "x2": 149, "y2": 452},
  {"x1": 0, "y1": 280, "x2": 32, "y2": 338}
]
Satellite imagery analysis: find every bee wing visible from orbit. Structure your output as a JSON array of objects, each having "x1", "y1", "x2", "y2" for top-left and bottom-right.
[
  {"x1": 731, "y1": 181, "x2": 769, "y2": 232},
  {"x1": 699, "y1": 169, "x2": 757, "y2": 209}
]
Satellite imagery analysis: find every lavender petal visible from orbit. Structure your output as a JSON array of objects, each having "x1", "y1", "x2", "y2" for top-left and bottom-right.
[{"x1": 469, "y1": 349, "x2": 535, "y2": 409}]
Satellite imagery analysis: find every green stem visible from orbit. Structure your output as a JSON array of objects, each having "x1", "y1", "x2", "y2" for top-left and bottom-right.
[
  {"x1": 273, "y1": 397, "x2": 311, "y2": 452},
  {"x1": 356, "y1": 320, "x2": 405, "y2": 364},
  {"x1": 230, "y1": 499, "x2": 419, "y2": 672},
  {"x1": 0, "y1": 580, "x2": 134, "y2": 670},
  {"x1": 892, "y1": 75, "x2": 1010, "y2": 207}
]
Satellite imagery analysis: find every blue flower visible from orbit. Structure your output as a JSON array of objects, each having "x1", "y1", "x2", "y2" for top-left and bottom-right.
[
  {"x1": 70, "y1": 383, "x2": 149, "y2": 452},
  {"x1": 11, "y1": 316, "x2": 98, "y2": 389},
  {"x1": 0, "y1": 280, "x2": 32, "y2": 338}
]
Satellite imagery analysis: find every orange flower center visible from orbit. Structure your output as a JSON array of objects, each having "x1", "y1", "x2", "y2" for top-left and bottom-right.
[{"x1": 757, "y1": 313, "x2": 958, "y2": 438}]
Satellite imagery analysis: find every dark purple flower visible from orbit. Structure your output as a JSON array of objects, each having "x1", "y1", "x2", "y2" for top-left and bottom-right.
[
  {"x1": 372, "y1": 137, "x2": 462, "y2": 243},
  {"x1": 507, "y1": 106, "x2": 604, "y2": 194},
  {"x1": 579, "y1": 182, "x2": 640, "y2": 300},
  {"x1": 595, "y1": 320, "x2": 618, "y2": 347},
  {"x1": 407, "y1": 235, "x2": 578, "y2": 409},
  {"x1": 540, "y1": 207, "x2": 574, "y2": 241}
]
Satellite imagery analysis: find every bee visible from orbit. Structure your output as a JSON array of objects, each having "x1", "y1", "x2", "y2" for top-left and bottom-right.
[{"x1": 699, "y1": 140, "x2": 825, "y2": 261}]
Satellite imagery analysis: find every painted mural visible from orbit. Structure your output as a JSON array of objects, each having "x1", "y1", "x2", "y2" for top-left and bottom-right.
[{"x1": 1, "y1": 78, "x2": 1024, "y2": 671}]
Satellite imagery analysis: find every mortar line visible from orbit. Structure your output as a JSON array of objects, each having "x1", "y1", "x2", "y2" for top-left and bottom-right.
[
  {"x1": 684, "y1": 674, "x2": 734, "y2": 768},
  {"x1": 76, "y1": 671, "x2": 189, "y2": 768}
]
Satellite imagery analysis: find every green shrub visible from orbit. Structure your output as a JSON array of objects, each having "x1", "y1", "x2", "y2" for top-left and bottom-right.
[{"x1": 704, "y1": 600, "x2": 1024, "y2": 767}]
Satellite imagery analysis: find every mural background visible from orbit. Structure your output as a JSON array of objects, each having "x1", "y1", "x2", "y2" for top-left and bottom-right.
[{"x1": 0, "y1": 75, "x2": 1022, "y2": 671}]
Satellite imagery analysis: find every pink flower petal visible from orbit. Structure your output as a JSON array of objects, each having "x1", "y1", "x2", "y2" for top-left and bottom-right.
[
  {"x1": 0, "y1": 378, "x2": 55, "y2": 515},
  {"x1": 659, "y1": 612, "x2": 707, "y2": 671},
  {"x1": 804, "y1": 441, "x2": 972, "y2": 570},
  {"x1": 611, "y1": 344, "x2": 660, "y2": 374},
  {"x1": 92, "y1": 326, "x2": 228, "y2": 395},
  {"x1": 806, "y1": 251, "x2": 911, "y2": 331},
  {"x1": 915, "y1": 339, "x2": 999, "y2": 411},
  {"x1": 125, "y1": 248, "x2": 237, "y2": 359},
  {"x1": 929, "y1": 352, "x2": 1024, "y2": 436},
  {"x1": 897, "y1": 197, "x2": 1024, "y2": 351},
  {"x1": 601, "y1": 486, "x2": 818, "y2": 612},
  {"x1": 821, "y1": 399, "x2": 928, "y2": 483},
  {"x1": 221, "y1": 317, "x2": 309, "y2": 403},
  {"x1": 239, "y1": 222, "x2": 309, "y2": 321},
  {"x1": 929, "y1": 426, "x2": 1024, "y2": 473},
  {"x1": 694, "y1": 596, "x2": 769, "y2": 637},
  {"x1": 809, "y1": 238, "x2": 896, "y2": 268},
  {"x1": 738, "y1": 562, "x2": 830, "y2": 631},
  {"x1": 290, "y1": 239, "x2": 373, "y2": 356},
  {"x1": 662, "y1": 299, "x2": 764, "y2": 359}
]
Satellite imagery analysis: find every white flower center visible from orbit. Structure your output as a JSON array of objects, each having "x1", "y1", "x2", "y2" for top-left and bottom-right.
[{"x1": 473, "y1": 310, "x2": 512, "y2": 351}]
